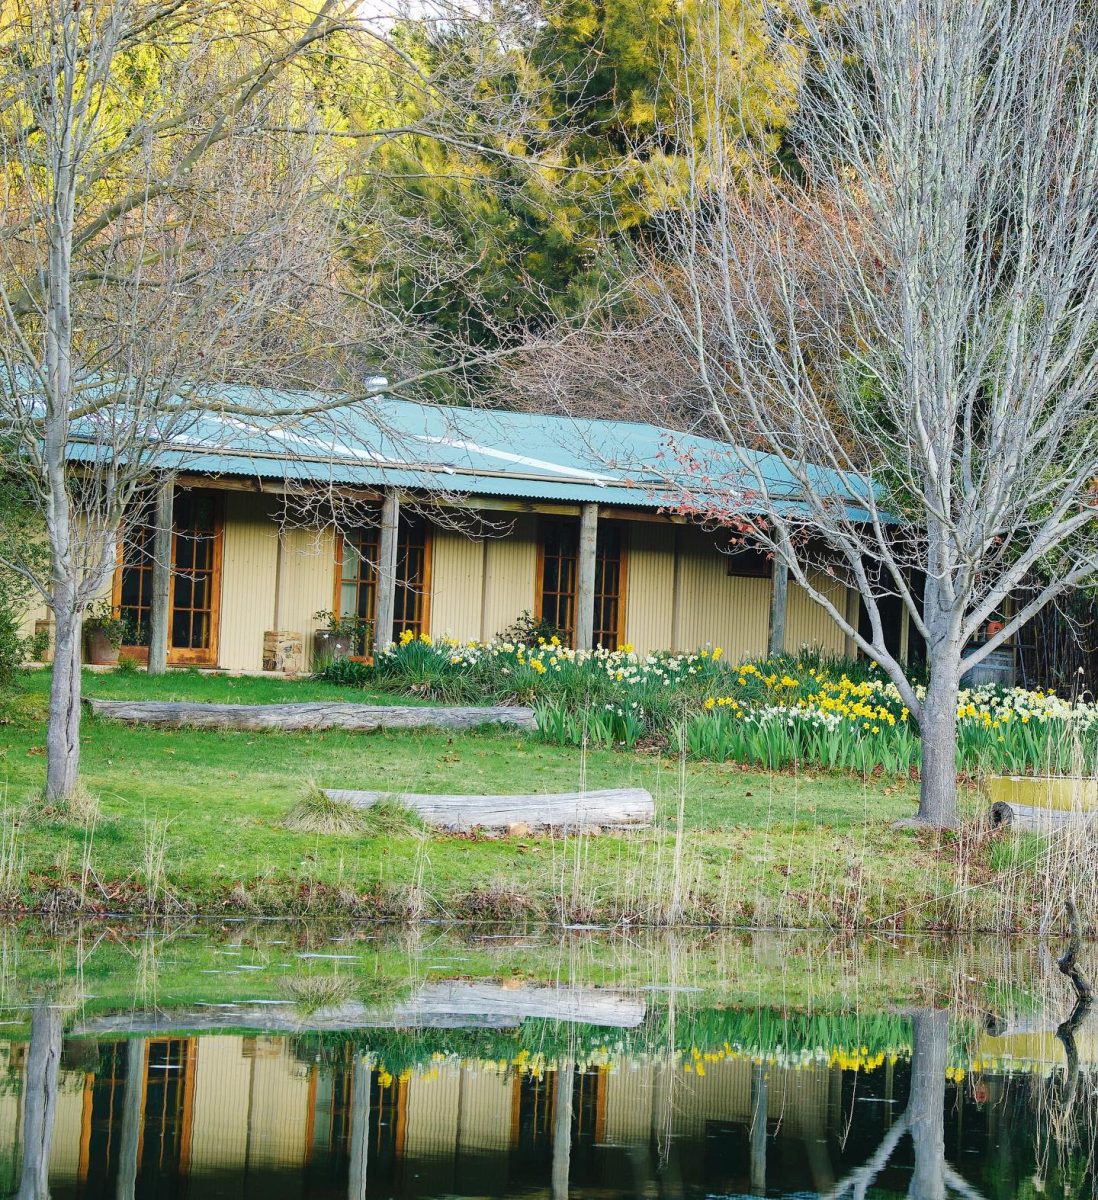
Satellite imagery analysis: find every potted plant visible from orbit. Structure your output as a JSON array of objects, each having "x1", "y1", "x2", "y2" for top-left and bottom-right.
[
  {"x1": 313, "y1": 610, "x2": 372, "y2": 663},
  {"x1": 84, "y1": 601, "x2": 131, "y2": 666}
]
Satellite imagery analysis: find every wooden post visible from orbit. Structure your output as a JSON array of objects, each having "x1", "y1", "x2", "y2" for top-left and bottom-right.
[
  {"x1": 146, "y1": 474, "x2": 175, "y2": 675},
  {"x1": 116, "y1": 1040, "x2": 145, "y2": 1199},
  {"x1": 348, "y1": 1055, "x2": 371, "y2": 1199},
  {"x1": 749, "y1": 1061, "x2": 768, "y2": 1196},
  {"x1": 552, "y1": 1059, "x2": 574, "y2": 1200},
  {"x1": 670, "y1": 526, "x2": 683, "y2": 651},
  {"x1": 768, "y1": 559, "x2": 788, "y2": 657},
  {"x1": 575, "y1": 503, "x2": 598, "y2": 651},
  {"x1": 373, "y1": 490, "x2": 400, "y2": 657}
]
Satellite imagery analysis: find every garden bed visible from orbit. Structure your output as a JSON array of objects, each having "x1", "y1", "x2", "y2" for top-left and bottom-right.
[{"x1": 318, "y1": 637, "x2": 1098, "y2": 777}]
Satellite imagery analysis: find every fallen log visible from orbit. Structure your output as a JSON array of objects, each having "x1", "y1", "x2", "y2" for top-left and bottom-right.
[
  {"x1": 988, "y1": 801, "x2": 1098, "y2": 834},
  {"x1": 74, "y1": 981, "x2": 646, "y2": 1035},
  {"x1": 83, "y1": 698, "x2": 536, "y2": 733},
  {"x1": 324, "y1": 786, "x2": 654, "y2": 832}
]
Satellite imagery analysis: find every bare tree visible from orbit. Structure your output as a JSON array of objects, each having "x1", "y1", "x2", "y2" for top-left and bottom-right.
[
  {"x1": 630, "y1": 0, "x2": 1098, "y2": 826},
  {"x1": 0, "y1": 0, "x2": 563, "y2": 802}
]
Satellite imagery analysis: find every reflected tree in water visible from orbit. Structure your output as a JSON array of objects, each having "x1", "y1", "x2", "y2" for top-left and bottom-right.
[
  {"x1": 826, "y1": 1009, "x2": 988, "y2": 1200},
  {"x1": 15, "y1": 1005, "x2": 62, "y2": 1200}
]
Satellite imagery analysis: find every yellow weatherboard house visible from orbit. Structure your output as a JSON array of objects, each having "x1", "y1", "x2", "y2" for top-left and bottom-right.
[{"x1": 31, "y1": 391, "x2": 888, "y2": 672}]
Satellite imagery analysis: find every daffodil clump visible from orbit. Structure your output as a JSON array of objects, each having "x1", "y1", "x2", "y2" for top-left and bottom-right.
[
  {"x1": 361, "y1": 631, "x2": 733, "y2": 745},
  {"x1": 318, "y1": 636, "x2": 1098, "y2": 774},
  {"x1": 303, "y1": 1007, "x2": 1062, "y2": 1088},
  {"x1": 689, "y1": 669, "x2": 1098, "y2": 775}
]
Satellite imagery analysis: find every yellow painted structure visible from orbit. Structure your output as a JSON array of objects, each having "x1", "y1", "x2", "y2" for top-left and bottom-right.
[
  {"x1": 19, "y1": 485, "x2": 862, "y2": 670},
  {"x1": 986, "y1": 775, "x2": 1098, "y2": 814}
]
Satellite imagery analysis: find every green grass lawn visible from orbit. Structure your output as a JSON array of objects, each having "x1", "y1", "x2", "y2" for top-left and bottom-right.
[{"x1": 0, "y1": 669, "x2": 1050, "y2": 932}]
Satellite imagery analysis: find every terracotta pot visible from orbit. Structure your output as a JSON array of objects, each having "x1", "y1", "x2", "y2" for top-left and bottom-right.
[{"x1": 85, "y1": 628, "x2": 121, "y2": 666}]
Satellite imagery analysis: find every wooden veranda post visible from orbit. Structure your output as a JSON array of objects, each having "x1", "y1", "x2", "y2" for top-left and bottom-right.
[
  {"x1": 348, "y1": 1054, "x2": 371, "y2": 1199},
  {"x1": 575, "y1": 503, "x2": 598, "y2": 651},
  {"x1": 552, "y1": 1058, "x2": 574, "y2": 1200},
  {"x1": 373, "y1": 490, "x2": 400, "y2": 657},
  {"x1": 750, "y1": 1061, "x2": 768, "y2": 1195},
  {"x1": 768, "y1": 559, "x2": 788, "y2": 657},
  {"x1": 147, "y1": 474, "x2": 175, "y2": 675}
]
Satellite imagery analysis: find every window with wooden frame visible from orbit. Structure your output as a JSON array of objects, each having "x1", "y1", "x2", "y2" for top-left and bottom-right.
[
  {"x1": 170, "y1": 491, "x2": 222, "y2": 656},
  {"x1": 336, "y1": 513, "x2": 432, "y2": 649},
  {"x1": 112, "y1": 488, "x2": 223, "y2": 666},
  {"x1": 116, "y1": 500, "x2": 156, "y2": 647},
  {"x1": 725, "y1": 541, "x2": 772, "y2": 577},
  {"x1": 537, "y1": 521, "x2": 579, "y2": 642},
  {"x1": 593, "y1": 524, "x2": 624, "y2": 648},
  {"x1": 536, "y1": 519, "x2": 626, "y2": 649}
]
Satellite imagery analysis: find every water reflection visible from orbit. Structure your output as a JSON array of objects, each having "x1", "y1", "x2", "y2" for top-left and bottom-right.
[{"x1": 0, "y1": 925, "x2": 1092, "y2": 1199}]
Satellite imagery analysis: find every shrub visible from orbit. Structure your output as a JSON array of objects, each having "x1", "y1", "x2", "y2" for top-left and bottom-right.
[{"x1": 313, "y1": 656, "x2": 373, "y2": 688}]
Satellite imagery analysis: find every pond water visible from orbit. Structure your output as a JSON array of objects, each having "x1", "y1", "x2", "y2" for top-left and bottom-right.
[{"x1": 0, "y1": 923, "x2": 1093, "y2": 1199}]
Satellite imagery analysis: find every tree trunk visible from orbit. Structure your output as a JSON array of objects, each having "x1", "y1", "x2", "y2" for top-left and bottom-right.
[
  {"x1": 45, "y1": 600, "x2": 83, "y2": 803},
  {"x1": 906, "y1": 1010, "x2": 948, "y2": 1200},
  {"x1": 16, "y1": 1005, "x2": 62, "y2": 1200},
  {"x1": 916, "y1": 669, "x2": 959, "y2": 827}
]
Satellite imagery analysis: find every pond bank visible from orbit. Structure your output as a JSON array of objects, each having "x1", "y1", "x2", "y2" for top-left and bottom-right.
[{"x1": 1, "y1": 672, "x2": 1094, "y2": 933}]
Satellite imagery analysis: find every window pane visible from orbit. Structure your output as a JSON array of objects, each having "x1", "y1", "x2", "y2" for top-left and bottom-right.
[{"x1": 174, "y1": 575, "x2": 193, "y2": 611}]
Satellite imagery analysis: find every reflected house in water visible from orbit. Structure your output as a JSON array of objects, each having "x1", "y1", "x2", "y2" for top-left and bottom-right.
[
  {"x1": 0, "y1": 1032, "x2": 832, "y2": 1197},
  {"x1": 1, "y1": 1015, "x2": 1095, "y2": 1199}
]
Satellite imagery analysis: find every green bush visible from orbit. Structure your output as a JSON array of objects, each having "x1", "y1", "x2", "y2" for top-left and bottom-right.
[{"x1": 312, "y1": 656, "x2": 374, "y2": 688}]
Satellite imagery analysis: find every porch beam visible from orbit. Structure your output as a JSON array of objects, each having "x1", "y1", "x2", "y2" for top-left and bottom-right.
[
  {"x1": 575, "y1": 503, "x2": 598, "y2": 651},
  {"x1": 147, "y1": 474, "x2": 175, "y2": 675},
  {"x1": 768, "y1": 558, "x2": 789, "y2": 657},
  {"x1": 373, "y1": 489, "x2": 400, "y2": 656}
]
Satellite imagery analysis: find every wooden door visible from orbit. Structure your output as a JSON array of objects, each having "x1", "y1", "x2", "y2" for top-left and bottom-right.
[{"x1": 168, "y1": 490, "x2": 223, "y2": 665}]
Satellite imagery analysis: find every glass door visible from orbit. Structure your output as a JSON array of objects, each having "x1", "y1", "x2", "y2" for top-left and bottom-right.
[
  {"x1": 170, "y1": 491, "x2": 222, "y2": 665},
  {"x1": 114, "y1": 488, "x2": 223, "y2": 666}
]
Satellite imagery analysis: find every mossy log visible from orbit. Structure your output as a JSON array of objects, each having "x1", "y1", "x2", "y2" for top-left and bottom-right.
[
  {"x1": 324, "y1": 786, "x2": 654, "y2": 832},
  {"x1": 83, "y1": 698, "x2": 536, "y2": 732}
]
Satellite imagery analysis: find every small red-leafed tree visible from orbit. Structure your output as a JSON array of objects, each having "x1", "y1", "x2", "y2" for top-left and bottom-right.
[{"x1": 633, "y1": 0, "x2": 1098, "y2": 826}]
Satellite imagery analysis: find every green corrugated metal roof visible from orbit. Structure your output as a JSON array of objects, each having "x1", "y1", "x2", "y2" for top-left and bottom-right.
[{"x1": 66, "y1": 386, "x2": 870, "y2": 514}]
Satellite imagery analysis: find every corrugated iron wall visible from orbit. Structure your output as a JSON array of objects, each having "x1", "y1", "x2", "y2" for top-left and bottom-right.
[
  {"x1": 429, "y1": 526, "x2": 486, "y2": 642},
  {"x1": 672, "y1": 525, "x2": 771, "y2": 658},
  {"x1": 218, "y1": 492, "x2": 280, "y2": 671},
  {"x1": 623, "y1": 523, "x2": 676, "y2": 653},
  {"x1": 17, "y1": 500, "x2": 858, "y2": 670},
  {"x1": 477, "y1": 514, "x2": 538, "y2": 642},
  {"x1": 786, "y1": 570, "x2": 850, "y2": 657}
]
